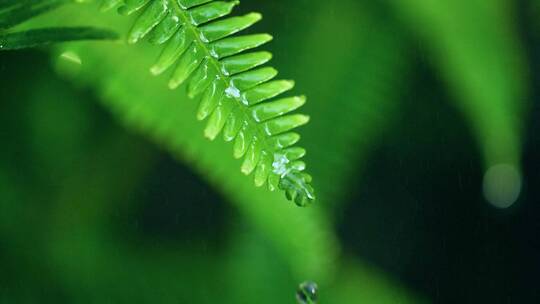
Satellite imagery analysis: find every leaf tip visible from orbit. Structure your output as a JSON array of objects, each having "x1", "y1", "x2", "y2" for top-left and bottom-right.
[
  {"x1": 127, "y1": 36, "x2": 139, "y2": 45},
  {"x1": 168, "y1": 79, "x2": 180, "y2": 90},
  {"x1": 248, "y1": 12, "x2": 263, "y2": 22},
  {"x1": 297, "y1": 114, "x2": 310, "y2": 126},
  {"x1": 149, "y1": 65, "x2": 163, "y2": 76}
]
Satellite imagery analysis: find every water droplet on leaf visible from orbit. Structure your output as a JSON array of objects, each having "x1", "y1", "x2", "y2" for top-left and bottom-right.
[{"x1": 296, "y1": 281, "x2": 318, "y2": 304}]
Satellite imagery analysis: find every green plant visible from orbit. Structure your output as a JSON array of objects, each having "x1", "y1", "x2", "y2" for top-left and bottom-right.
[
  {"x1": 1, "y1": 0, "x2": 533, "y2": 302},
  {"x1": 1, "y1": 0, "x2": 315, "y2": 206}
]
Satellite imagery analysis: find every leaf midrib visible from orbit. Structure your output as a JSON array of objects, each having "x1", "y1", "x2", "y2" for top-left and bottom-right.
[{"x1": 171, "y1": 1, "x2": 276, "y2": 172}]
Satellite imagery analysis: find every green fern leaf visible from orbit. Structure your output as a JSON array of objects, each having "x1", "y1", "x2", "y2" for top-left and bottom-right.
[{"x1": 102, "y1": 0, "x2": 315, "y2": 206}]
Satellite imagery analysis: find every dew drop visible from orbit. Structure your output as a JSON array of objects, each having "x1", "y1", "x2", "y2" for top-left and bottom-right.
[
  {"x1": 225, "y1": 82, "x2": 241, "y2": 98},
  {"x1": 208, "y1": 46, "x2": 219, "y2": 59},
  {"x1": 220, "y1": 63, "x2": 230, "y2": 76},
  {"x1": 296, "y1": 281, "x2": 318, "y2": 304},
  {"x1": 199, "y1": 32, "x2": 209, "y2": 43},
  {"x1": 272, "y1": 153, "x2": 290, "y2": 177},
  {"x1": 188, "y1": 14, "x2": 197, "y2": 25}
]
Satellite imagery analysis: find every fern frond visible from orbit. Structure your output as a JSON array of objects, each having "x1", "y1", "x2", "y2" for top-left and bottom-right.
[{"x1": 102, "y1": 0, "x2": 315, "y2": 206}]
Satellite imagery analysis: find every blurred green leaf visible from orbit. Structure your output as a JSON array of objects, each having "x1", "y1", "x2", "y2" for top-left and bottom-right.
[
  {"x1": 0, "y1": 0, "x2": 67, "y2": 29},
  {"x1": 390, "y1": 0, "x2": 528, "y2": 170},
  {"x1": 295, "y1": 1, "x2": 410, "y2": 208},
  {"x1": 0, "y1": 27, "x2": 117, "y2": 50}
]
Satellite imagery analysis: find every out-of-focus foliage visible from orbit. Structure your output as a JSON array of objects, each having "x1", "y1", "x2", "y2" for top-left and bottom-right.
[
  {"x1": 0, "y1": 0, "x2": 116, "y2": 49},
  {"x1": 1, "y1": 0, "x2": 538, "y2": 303},
  {"x1": 0, "y1": 26, "x2": 117, "y2": 50},
  {"x1": 390, "y1": 0, "x2": 527, "y2": 170},
  {"x1": 386, "y1": 0, "x2": 528, "y2": 208}
]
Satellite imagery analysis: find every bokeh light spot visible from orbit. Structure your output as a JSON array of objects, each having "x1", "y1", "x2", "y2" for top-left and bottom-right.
[
  {"x1": 482, "y1": 164, "x2": 522, "y2": 209},
  {"x1": 59, "y1": 51, "x2": 82, "y2": 65}
]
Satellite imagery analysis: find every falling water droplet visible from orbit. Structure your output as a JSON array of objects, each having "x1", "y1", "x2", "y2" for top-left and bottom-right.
[{"x1": 296, "y1": 281, "x2": 318, "y2": 304}]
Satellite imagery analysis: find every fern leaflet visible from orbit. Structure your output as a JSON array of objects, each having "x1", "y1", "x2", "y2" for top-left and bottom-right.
[{"x1": 101, "y1": 0, "x2": 315, "y2": 206}]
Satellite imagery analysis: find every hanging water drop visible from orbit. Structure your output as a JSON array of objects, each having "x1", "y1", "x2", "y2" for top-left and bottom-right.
[{"x1": 296, "y1": 281, "x2": 318, "y2": 304}]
